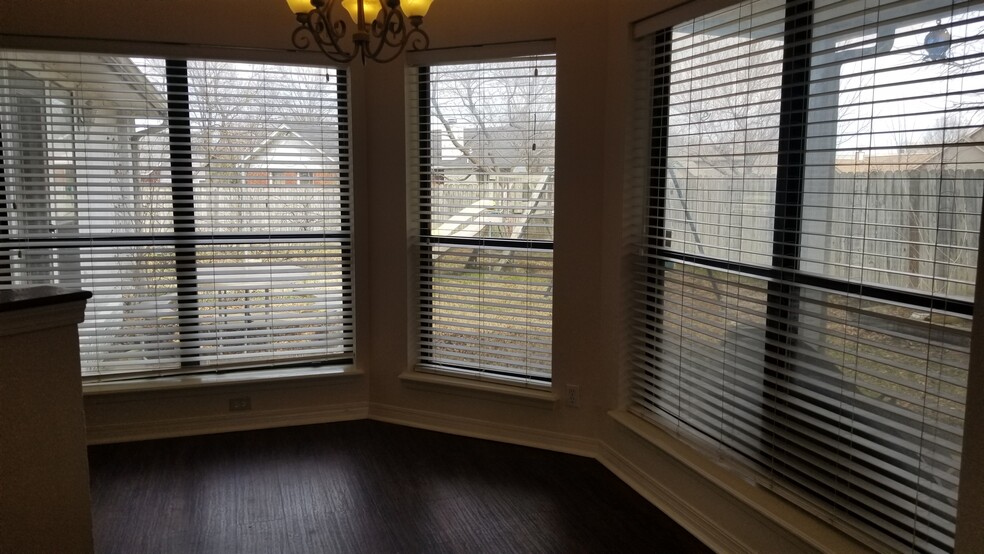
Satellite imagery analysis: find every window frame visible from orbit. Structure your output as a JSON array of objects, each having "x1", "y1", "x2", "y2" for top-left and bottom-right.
[
  {"x1": 408, "y1": 44, "x2": 558, "y2": 388},
  {"x1": 0, "y1": 53, "x2": 354, "y2": 383}
]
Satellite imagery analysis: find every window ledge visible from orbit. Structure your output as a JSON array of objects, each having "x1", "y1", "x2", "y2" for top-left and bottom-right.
[
  {"x1": 83, "y1": 365, "x2": 362, "y2": 396},
  {"x1": 399, "y1": 370, "x2": 558, "y2": 408},
  {"x1": 607, "y1": 409, "x2": 880, "y2": 553}
]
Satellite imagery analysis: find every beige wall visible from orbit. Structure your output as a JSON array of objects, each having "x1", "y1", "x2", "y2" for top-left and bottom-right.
[
  {"x1": 2, "y1": 0, "x2": 981, "y2": 551},
  {"x1": 365, "y1": 0, "x2": 614, "y2": 442}
]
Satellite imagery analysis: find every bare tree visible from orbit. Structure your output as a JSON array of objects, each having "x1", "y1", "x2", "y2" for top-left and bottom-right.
[{"x1": 428, "y1": 60, "x2": 556, "y2": 241}]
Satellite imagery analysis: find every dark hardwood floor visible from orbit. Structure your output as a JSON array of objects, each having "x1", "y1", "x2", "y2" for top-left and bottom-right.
[{"x1": 88, "y1": 420, "x2": 710, "y2": 553}]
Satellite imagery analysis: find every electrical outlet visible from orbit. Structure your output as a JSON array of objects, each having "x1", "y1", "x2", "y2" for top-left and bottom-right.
[
  {"x1": 229, "y1": 397, "x2": 252, "y2": 411},
  {"x1": 566, "y1": 384, "x2": 580, "y2": 408}
]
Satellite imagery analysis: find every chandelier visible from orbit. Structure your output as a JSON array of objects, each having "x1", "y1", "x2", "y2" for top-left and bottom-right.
[{"x1": 285, "y1": 0, "x2": 435, "y2": 64}]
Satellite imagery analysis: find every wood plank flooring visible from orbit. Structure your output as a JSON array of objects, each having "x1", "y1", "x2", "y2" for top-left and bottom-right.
[{"x1": 88, "y1": 420, "x2": 710, "y2": 553}]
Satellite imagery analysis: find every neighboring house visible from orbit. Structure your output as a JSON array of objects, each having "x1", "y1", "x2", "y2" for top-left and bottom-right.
[
  {"x1": 1, "y1": 54, "x2": 168, "y2": 282},
  {"x1": 835, "y1": 126, "x2": 984, "y2": 172},
  {"x1": 195, "y1": 124, "x2": 344, "y2": 234},
  {"x1": 242, "y1": 124, "x2": 341, "y2": 186}
]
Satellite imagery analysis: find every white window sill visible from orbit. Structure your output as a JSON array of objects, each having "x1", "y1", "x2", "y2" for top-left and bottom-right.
[
  {"x1": 608, "y1": 409, "x2": 883, "y2": 553},
  {"x1": 83, "y1": 364, "x2": 362, "y2": 395},
  {"x1": 399, "y1": 369, "x2": 558, "y2": 408}
]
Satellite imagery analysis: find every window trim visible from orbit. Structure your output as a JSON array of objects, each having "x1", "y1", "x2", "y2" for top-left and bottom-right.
[
  {"x1": 1, "y1": 52, "x2": 355, "y2": 383},
  {"x1": 409, "y1": 44, "x2": 558, "y2": 387}
]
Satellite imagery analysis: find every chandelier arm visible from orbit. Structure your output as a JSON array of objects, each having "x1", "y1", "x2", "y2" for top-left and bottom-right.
[
  {"x1": 367, "y1": 27, "x2": 429, "y2": 63},
  {"x1": 292, "y1": 3, "x2": 358, "y2": 64},
  {"x1": 362, "y1": 7, "x2": 406, "y2": 62},
  {"x1": 287, "y1": 0, "x2": 432, "y2": 64},
  {"x1": 313, "y1": 6, "x2": 356, "y2": 60},
  {"x1": 379, "y1": 8, "x2": 409, "y2": 49},
  {"x1": 405, "y1": 27, "x2": 430, "y2": 52},
  {"x1": 311, "y1": 34, "x2": 359, "y2": 64}
]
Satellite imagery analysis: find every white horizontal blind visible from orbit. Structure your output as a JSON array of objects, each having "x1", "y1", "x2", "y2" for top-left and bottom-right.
[
  {"x1": 631, "y1": 0, "x2": 981, "y2": 551},
  {"x1": 0, "y1": 51, "x2": 352, "y2": 381},
  {"x1": 409, "y1": 54, "x2": 556, "y2": 386}
]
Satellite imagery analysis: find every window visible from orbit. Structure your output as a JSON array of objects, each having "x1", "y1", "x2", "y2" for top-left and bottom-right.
[
  {"x1": 1, "y1": 51, "x2": 352, "y2": 382},
  {"x1": 632, "y1": 0, "x2": 981, "y2": 551},
  {"x1": 410, "y1": 48, "x2": 556, "y2": 387}
]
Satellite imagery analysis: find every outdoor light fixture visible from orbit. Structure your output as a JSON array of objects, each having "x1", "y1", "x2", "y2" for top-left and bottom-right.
[
  {"x1": 286, "y1": 0, "x2": 435, "y2": 64},
  {"x1": 924, "y1": 20, "x2": 952, "y2": 61}
]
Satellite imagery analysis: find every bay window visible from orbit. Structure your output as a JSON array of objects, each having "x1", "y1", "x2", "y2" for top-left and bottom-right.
[{"x1": 631, "y1": 0, "x2": 981, "y2": 551}]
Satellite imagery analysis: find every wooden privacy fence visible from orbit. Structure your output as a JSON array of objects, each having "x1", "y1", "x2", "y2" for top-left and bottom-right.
[
  {"x1": 664, "y1": 168, "x2": 982, "y2": 301},
  {"x1": 813, "y1": 169, "x2": 981, "y2": 300}
]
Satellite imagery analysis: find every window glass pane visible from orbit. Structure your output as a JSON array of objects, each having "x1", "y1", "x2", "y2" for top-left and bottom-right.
[
  {"x1": 666, "y1": 0, "x2": 784, "y2": 267},
  {"x1": 422, "y1": 246, "x2": 552, "y2": 380},
  {"x1": 780, "y1": 286, "x2": 969, "y2": 548},
  {"x1": 425, "y1": 60, "x2": 555, "y2": 240},
  {"x1": 1, "y1": 51, "x2": 352, "y2": 381},
  {"x1": 638, "y1": 265, "x2": 770, "y2": 455},
  {"x1": 802, "y1": 0, "x2": 984, "y2": 301},
  {"x1": 188, "y1": 242, "x2": 351, "y2": 369},
  {"x1": 415, "y1": 53, "x2": 556, "y2": 386},
  {"x1": 75, "y1": 245, "x2": 181, "y2": 374},
  {"x1": 188, "y1": 61, "x2": 348, "y2": 235}
]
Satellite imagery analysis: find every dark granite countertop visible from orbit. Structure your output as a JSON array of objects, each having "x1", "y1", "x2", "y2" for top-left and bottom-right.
[{"x1": 0, "y1": 286, "x2": 92, "y2": 313}]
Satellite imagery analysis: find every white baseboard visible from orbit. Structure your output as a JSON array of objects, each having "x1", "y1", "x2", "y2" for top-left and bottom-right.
[
  {"x1": 86, "y1": 402, "x2": 370, "y2": 444},
  {"x1": 369, "y1": 402, "x2": 598, "y2": 457},
  {"x1": 603, "y1": 410, "x2": 876, "y2": 554},
  {"x1": 598, "y1": 441, "x2": 749, "y2": 554}
]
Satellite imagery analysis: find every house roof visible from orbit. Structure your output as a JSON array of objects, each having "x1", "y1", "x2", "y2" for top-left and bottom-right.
[
  {"x1": 243, "y1": 124, "x2": 341, "y2": 168},
  {"x1": 4, "y1": 53, "x2": 168, "y2": 112},
  {"x1": 835, "y1": 126, "x2": 984, "y2": 172}
]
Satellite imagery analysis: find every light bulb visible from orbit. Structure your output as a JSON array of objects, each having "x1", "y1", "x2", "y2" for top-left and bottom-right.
[
  {"x1": 400, "y1": 0, "x2": 434, "y2": 18},
  {"x1": 285, "y1": 0, "x2": 314, "y2": 15}
]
